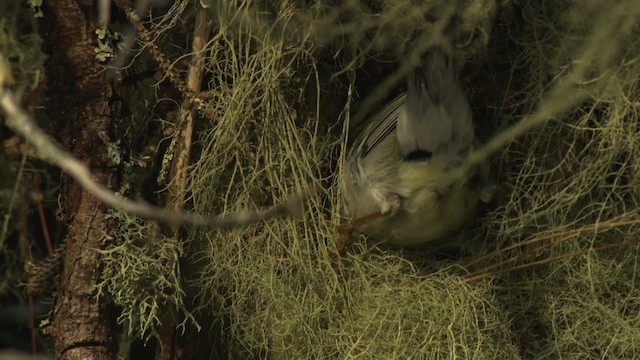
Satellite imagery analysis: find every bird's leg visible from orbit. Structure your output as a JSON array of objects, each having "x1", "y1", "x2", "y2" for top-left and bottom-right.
[{"x1": 335, "y1": 211, "x2": 387, "y2": 256}]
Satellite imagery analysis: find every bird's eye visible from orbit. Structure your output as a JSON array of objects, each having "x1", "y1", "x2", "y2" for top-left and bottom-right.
[{"x1": 404, "y1": 149, "x2": 433, "y2": 161}]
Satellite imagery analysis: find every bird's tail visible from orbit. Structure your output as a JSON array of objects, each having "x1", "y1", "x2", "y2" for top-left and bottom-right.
[{"x1": 396, "y1": 46, "x2": 474, "y2": 169}]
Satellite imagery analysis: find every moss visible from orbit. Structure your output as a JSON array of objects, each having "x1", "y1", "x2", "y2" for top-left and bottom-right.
[{"x1": 101, "y1": 0, "x2": 640, "y2": 358}]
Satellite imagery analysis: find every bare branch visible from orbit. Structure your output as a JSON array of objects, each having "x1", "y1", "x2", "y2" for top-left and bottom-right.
[{"x1": 0, "y1": 57, "x2": 314, "y2": 229}]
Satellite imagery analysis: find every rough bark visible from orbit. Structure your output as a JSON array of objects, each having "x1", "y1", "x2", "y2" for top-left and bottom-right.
[{"x1": 39, "y1": 0, "x2": 117, "y2": 358}]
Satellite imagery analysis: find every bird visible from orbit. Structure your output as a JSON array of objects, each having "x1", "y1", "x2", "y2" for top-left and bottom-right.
[{"x1": 340, "y1": 47, "x2": 493, "y2": 247}]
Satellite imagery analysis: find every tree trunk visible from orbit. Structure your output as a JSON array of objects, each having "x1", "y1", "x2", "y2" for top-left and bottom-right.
[{"x1": 39, "y1": 0, "x2": 117, "y2": 358}]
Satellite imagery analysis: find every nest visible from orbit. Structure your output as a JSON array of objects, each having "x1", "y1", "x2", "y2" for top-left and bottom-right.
[{"x1": 99, "y1": 0, "x2": 640, "y2": 357}]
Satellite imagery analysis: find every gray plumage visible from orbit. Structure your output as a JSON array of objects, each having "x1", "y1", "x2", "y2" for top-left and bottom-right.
[{"x1": 398, "y1": 49, "x2": 474, "y2": 169}]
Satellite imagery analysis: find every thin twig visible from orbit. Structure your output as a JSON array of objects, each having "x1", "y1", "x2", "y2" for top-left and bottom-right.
[
  {"x1": 463, "y1": 207, "x2": 640, "y2": 275},
  {"x1": 0, "y1": 67, "x2": 315, "y2": 229},
  {"x1": 465, "y1": 239, "x2": 640, "y2": 282},
  {"x1": 166, "y1": 9, "x2": 212, "y2": 214}
]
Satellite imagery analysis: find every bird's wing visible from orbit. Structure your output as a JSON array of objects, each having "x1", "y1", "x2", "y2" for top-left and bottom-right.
[{"x1": 352, "y1": 94, "x2": 405, "y2": 160}]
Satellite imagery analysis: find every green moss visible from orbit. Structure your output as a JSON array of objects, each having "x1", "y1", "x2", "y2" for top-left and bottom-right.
[{"x1": 102, "y1": 0, "x2": 640, "y2": 358}]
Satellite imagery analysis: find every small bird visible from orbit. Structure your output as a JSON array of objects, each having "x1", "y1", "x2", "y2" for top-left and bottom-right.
[{"x1": 341, "y1": 47, "x2": 493, "y2": 247}]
